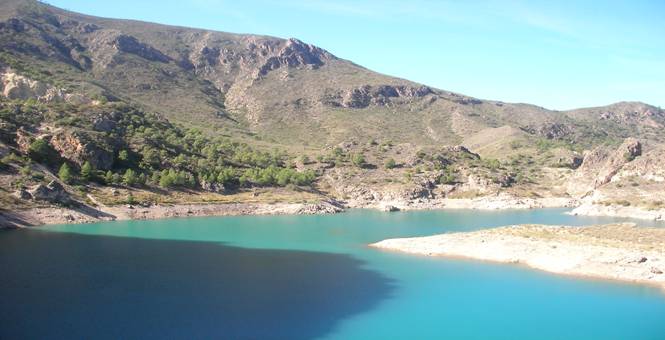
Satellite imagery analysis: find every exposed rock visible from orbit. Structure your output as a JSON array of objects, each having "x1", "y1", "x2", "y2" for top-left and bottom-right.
[
  {"x1": 0, "y1": 70, "x2": 93, "y2": 103},
  {"x1": 1, "y1": 71, "x2": 53, "y2": 101},
  {"x1": 567, "y1": 138, "x2": 642, "y2": 197},
  {"x1": 255, "y1": 38, "x2": 331, "y2": 77},
  {"x1": 12, "y1": 188, "x2": 31, "y2": 200},
  {"x1": 87, "y1": 30, "x2": 171, "y2": 68},
  {"x1": 294, "y1": 200, "x2": 344, "y2": 214},
  {"x1": 200, "y1": 180, "x2": 226, "y2": 194},
  {"x1": 557, "y1": 155, "x2": 584, "y2": 169},
  {"x1": 92, "y1": 115, "x2": 117, "y2": 132},
  {"x1": 15, "y1": 127, "x2": 32, "y2": 153},
  {"x1": 382, "y1": 205, "x2": 399, "y2": 212},
  {"x1": 523, "y1": 122, "x2": 572, "y2": 139},
  {"x1": 50, "y1": 130, "x2": 115, "y2": 170},
  {"x1": 334, "y1": 84, "x2": 433, "y2": 108},
  {"x1": 112, "y1": 34, "x2": 171, "y2": 63},
  {"x1": 27, "y1": 180, "x2": 71, "y2": 204}
]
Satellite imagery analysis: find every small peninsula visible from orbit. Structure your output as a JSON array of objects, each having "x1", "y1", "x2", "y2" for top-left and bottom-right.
[{"x1": 371, "y1": 223, "x2": 665, "y2": 289}]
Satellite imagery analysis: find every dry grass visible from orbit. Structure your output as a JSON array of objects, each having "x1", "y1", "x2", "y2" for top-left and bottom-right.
[{"x1": 491, "y1": 224, "x2": 665, "y2": 252}]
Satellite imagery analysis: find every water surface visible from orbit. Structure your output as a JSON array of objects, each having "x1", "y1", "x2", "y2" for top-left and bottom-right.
[{"x1": 1, "y1": 208, "x2": 664, "y2": 339}]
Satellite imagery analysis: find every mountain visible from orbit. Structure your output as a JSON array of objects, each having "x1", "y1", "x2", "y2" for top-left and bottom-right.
[
  {"x1": 1, "y1": 0, "x2": 664, "y2": 226},
  {"x1": 1, "y1": 0, "x2": 663, "y2": 151}
]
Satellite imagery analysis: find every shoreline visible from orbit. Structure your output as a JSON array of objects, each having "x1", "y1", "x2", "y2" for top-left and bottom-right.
[
  {"x1": 2, "y1": 194, "x2": 663, "y2": 228},
  {"x1": 569, "y1": 203, "x2": 665, "y2": 221},
  {"x1": 371, "y1": 223, "x2": 665, "y2": 291},
  {"x1": 0, "y1": 200, "x2": 345, "y2": 228},
  {"x1": 1, "y1": 196, "x2": 575, "y2": 228}
]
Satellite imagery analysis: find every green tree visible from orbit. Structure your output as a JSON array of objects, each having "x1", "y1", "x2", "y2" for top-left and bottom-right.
[
  {"x1": 104, "y1": 170, "x2": 114, "y2": 185},
  {"x1": 384, "y1": 158, "x2": 396, "y2": 169},
  {"x1": 118, "y1": 150, "x2": 129, "y2": 162},
  {"x1": 80, "y1": 161, "x2": 93, "y2": 181},
  {"x1": 123, "y1": 169, "x2": 138, "y2": 187},
  {"x1": 28, "y1": 139, "x2": 54, "y2": 163},
  {"x1": 58, "y1": 163, "x2": 73, "y2": 184}
]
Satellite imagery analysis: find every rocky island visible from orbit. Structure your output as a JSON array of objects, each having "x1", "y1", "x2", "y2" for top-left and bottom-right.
[{"x1": 372, "y1": 223, "x2": 665, "y2": 290}]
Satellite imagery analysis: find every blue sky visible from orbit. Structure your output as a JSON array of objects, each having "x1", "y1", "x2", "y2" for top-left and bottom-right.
[{"x1": 48, "y1": 0, "x2": 665, "y2": 110}]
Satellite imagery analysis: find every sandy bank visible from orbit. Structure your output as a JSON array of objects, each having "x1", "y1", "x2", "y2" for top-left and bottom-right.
[{"x1": 371, "y1": 223, "x2": 665, "y2": 290}]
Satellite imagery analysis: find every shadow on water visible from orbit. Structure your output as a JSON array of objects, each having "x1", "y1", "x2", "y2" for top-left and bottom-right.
[{"x1": 0, "y1": 229, "x2": 395, "y2": 340}]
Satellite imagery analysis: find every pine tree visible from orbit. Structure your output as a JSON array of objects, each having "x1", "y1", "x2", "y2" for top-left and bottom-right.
[
  {"x1": 123, "y1": 169, "x2": 137, "y2": 186},
  {"x1": 58, "y1": 163, "x2": 72, "y2": 184},
  {"x1": 104, "y1": 170, "x2": 114, "y2": 185},
  {"x1": 81, "y1": 161, "x2": 93, "y2": 181}
]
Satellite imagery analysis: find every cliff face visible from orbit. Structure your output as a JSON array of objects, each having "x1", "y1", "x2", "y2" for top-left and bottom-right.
[{"x1": 567, "y1": 138, "x2": 642, "y2": 198}]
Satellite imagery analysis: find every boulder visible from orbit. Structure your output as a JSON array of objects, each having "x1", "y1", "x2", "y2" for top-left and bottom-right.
[
  {"x1": 28, "y1": 180, "x2": 71, "y2": 204},
  {"x1": 12, "y1": 188, "x2": 31, "y2": 200}
]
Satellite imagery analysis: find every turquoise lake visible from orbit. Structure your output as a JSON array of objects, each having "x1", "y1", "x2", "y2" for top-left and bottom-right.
[{"x1": 2, "y1": 208, "x2": 665, "y2": 339}]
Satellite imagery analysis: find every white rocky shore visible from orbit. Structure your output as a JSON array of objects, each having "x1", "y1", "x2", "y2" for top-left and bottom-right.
[
  {"x1": 0, "y1": 200, "x2": 344, "y2": 227},
  {"x1": 360, "y1": 195, "x2": 578, "y2": 212},
  {"x1": 570, "y1": 203, "x2": 665, "y2": 221},
  {"x1": 371, "y1": 223, "x2": 665, "y2": 290}
]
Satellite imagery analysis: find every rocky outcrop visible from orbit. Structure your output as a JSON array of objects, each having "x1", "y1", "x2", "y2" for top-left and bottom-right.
[
  {"x1": 294, "y1": 200, "x2": 344, "y2": 214},
  {"x1": 88, "y1": 30, "x2": 171, "y2": 68},
  {"x1": 1, "y1": 71, "x2": 64, "y2": 102},
  {"x1": 189, "y1": 36, "x2": 334, "y2": 80},
  {"x1": 255, "y1": 38, "x2": 332, "y2": 77},
  {"x1": 112, "y1": 34, "x2": 171, "y2": 63},
  {"x1": 567, "y1": 138, "x2": 642, "y2": 197},
  {"x1": 200, "y1": 180, "x2": 226, "y2": 194},
  {"x1": 0, "y1": 70, "x2": 95, "y2": 104},
  {"x1": 49, "y1": 130, "x2": 115, "y2": 170},
  {"x1": 15, "y1": 127, "x2": 32, "y2": 154},
  {"x1": 26, "y1": 180, "x2": 71, "y2": 204},
  {"x1": 324, "y1": 84, "x2": 433, "y2": 108},
  {"x1": 522, "y1": 122, "x2": 572, "y2": 139}
]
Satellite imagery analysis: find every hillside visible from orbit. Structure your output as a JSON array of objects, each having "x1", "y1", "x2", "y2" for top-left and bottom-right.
[{"x1": 1, "y1": 0, "x2": 664, "y2": 226}]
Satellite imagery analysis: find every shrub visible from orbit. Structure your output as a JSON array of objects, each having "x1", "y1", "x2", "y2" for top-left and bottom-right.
[{"x1": 351, "y1": 153, "x2": 366, "y2": 168}]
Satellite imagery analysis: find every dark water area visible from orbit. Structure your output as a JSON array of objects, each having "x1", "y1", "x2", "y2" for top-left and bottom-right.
[{"x1": 0, "y1": 229, "x2": 394, "y2": 339}]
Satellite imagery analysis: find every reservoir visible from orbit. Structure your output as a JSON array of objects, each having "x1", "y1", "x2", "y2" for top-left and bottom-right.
[{"x1": 1, "y1": 208, "x2": 664, "y2": 339}]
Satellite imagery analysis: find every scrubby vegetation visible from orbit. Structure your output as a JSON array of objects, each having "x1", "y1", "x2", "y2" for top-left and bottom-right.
[{"x1": 0, "y1": 98, "x2": 318, "y2": 192}]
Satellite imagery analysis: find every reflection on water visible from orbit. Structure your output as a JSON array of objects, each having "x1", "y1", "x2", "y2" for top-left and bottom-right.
[{"x1": 0, "y1": 230, "x2": 394, "y2": 339}]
